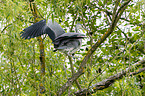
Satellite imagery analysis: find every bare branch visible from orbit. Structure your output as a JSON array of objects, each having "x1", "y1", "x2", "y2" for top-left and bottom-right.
[
  {"x1": 74, "y1": 59, "x2": 145, "y2": 96},
  {"x1": 97, "y1": 4, "x2": 142, "y2": 27},
  {"x1": 29, "y1": 0, "x2": 46, "y2": 94},
  {"x1": 57, "y1": 0, "x2": 132, "y2": 95},
  {"x1": 112, "y1": 0, "x2": 120, "y2": 22}
]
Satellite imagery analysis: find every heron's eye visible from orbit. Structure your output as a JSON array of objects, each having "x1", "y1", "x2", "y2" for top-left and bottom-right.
[{"x1": 63, "y1": 42, "x2": 68, "y2": 45}]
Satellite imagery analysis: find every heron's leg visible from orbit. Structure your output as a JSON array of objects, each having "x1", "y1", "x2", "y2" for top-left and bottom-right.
[
  {"x1": 63, "y1": 57, "x2": 68, "y2": 79},
  {"x1": 66, "y1": 52, "x2": 77, "y2": 59},
  {"x1": 66, "y1": 53, "x2": 81, "y2": 59},
  {"x1": 67, "y1": 48, "x2": 82, "y2": 59}
]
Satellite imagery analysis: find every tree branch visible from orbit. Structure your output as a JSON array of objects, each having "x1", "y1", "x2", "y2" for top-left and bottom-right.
[
  {"x1": 57, "y1": 0, "x2": 131, "y2": 95},
  {"x1": 29, "y1": 0, "x2": 45, "y2": 94},
  {"x1": 68, "y1": 56, "x2": 82, "y2": 90},
  {"x1": 74, "y1": 59, "x2": 145, "y2": 96},
  {"x1": 112, "y1": 0, "x2": 120, "y2": 23},
  {"x1": 97, "y1": 4, "x2": 142, "y2": 27}
]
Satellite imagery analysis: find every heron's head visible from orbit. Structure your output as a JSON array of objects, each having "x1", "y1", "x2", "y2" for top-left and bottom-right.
[{"x1": 75, "y1": 23, "x2": 86, "y2": 33}]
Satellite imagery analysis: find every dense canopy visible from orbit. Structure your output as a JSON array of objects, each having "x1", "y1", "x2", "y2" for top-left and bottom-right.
[{"x1": 0, "y1": 0, "x2": 145, "y2": 95}]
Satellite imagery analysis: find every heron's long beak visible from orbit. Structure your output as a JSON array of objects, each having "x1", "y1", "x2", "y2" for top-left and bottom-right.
[{"x1": 79, "y1": 33, "x2": 87, "y2": 38}]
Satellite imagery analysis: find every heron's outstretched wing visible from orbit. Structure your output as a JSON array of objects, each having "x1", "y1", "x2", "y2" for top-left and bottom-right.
[{"x1": 21, "y1": 19, "x2": 65, "y2": 41}]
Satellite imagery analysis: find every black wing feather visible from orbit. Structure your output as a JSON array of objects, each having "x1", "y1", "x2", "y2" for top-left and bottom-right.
[
  {"x1": 21, "y1": 20, "x2": 44, "y2": 39},
  {"x1": 21, "y1": 20, "x2": 56, "y2": 41}
]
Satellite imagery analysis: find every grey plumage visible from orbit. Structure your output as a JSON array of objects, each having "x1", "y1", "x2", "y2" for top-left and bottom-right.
[{"x1": 21, "y1": 19, "x2": 85, "y2": 56}]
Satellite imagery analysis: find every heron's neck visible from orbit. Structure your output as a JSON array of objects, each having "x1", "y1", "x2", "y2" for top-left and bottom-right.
[{"x1": 75, "y1": 27, "x2": 82, "y2": 33}]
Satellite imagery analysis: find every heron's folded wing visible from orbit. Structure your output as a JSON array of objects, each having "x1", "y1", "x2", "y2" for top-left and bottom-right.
[
  {"x1": 54, "y1": 33, "x2": 85, "y2": 42},
  {"x1": 21, "y1": 20, "x2": 56, "y2": 41},
  {"x1": 53, "y1": 33, "x2": 85, "y2": 48}
]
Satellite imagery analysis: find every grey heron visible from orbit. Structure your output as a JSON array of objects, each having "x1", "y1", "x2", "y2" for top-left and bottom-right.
[{"x1": 21, "y1": 19, "x2": 86, "y2": 56}]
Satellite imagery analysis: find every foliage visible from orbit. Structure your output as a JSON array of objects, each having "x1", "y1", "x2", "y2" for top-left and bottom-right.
[{"x1": 0, "y1": 0, "x2": 145, "y2": 95}]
